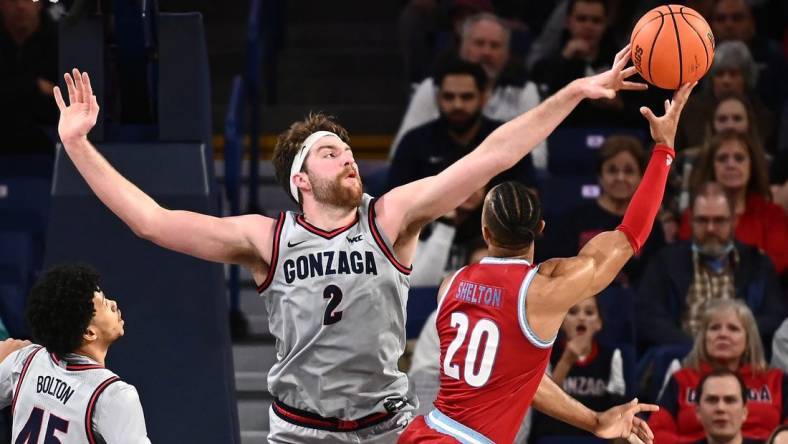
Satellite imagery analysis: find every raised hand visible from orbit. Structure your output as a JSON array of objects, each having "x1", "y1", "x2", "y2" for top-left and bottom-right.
[
  {"x1": 640, "y1": 81, "x2": 696, "y2": 147},
  {"x1": 53, "y1": 69, "x2": 100, "y2": 145},
  {"x1": 594, "y1": 398, "x2": 658, "y2": 443},
  {"x1": 579, "y1": 44, "x2": 648, "y2": 100}
]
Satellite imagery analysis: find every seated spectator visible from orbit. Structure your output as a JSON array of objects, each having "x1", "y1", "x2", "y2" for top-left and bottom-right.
[
  {"x1": 678, "y1": 131, "x2": 788, "y2": 275},
  {"x1": 540, "y1": 135, "x2": 664, "y2": 286},
  {"x1": 768, "y1": 425, "x2": 788, "y2": 444},
  {"x1": 673, "y1": 92, "x2": 769, "y2": 212},
  {"x1": 693, "y1": 368, "x2": 763, "y2": 444},
  {"x1": 530, "y1": 0, "x2": 639, "y2": 128},
  {"x1": 710, "y1": 0, "x2": 788, "y2": 116},
  {"x1": 648, "y1": 299, "x2": 788, "y2": 443},
  {"x1": 0, "y1": 0, "x2": 58, "y2": 155},
  {"x1": 675, "y1": 41, "x2": 777, "y2": 156},
  {"x1": 387, "y1": 58, "x2": 535, "y2": 192},
  {"x1": 769, "y1": 148, "x2": 788, "y2": 214},
  {"x1": 637, "y1": 182, "x2": 784, "y2": 351},
  {"x1": 391, "y1": 12, "x2": 546, "y2": 169},
  {"x1": 529, "y1": 296, "x2": 627, "y2": 442}
]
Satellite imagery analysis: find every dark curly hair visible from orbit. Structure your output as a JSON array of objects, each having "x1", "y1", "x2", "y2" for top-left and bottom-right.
[{"x1": 26, "y1": 264, "x2": 99, "y2": 355}]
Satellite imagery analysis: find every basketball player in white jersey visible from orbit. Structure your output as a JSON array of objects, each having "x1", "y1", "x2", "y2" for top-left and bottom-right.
[
  {"x1": 53, "y1": 44, "x2": 646, "y2": 443},
  {"x1": 0, "y1": 264, "x2": 150, "y2": 443}
]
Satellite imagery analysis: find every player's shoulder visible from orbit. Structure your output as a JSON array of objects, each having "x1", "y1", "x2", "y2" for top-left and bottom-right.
[
  {"x1": 4, "y1": 344, "x2": 45, "y2": 371},
  {"x1": 94, "y1": 378, "x2": 141, "y2": 407}
]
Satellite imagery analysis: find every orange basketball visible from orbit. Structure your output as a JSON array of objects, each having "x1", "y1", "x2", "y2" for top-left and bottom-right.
[{"x1": 630, "y1": 5, "x2": 715, "y2": 90}]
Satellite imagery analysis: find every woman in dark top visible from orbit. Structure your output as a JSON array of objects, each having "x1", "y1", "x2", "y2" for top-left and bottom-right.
[{"x1": 541, "y1": 135, "x2": 665, "y2": 287}]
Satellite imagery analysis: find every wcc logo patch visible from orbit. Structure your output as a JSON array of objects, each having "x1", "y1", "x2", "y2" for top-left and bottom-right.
[{"x1": 347, "y1": 234, "x2": 363, "y2": 244}]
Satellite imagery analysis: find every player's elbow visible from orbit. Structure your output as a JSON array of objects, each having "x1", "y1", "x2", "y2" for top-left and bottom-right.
[{"x1": 129, "y1": 207, "x2": 165, "y2": 241}]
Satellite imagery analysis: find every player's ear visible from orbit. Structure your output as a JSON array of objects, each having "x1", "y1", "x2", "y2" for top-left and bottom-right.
[
  {"x1": 537, "y1": 220, "x2": 545, "y2": 235},
  {"x1": 292, "y1": 171, "x2": 311, "y2": 194},
  {"x1": 83, "y1": 325, "x2": 98, "y2": 343}
]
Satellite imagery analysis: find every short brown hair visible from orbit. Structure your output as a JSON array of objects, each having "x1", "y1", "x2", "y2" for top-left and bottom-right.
[
  {"x1": 272, "y1": 112, "x2": 350, "y2": 204},
  {"x1": 689, "y1": 130, "x2": 770, "y2": 199},
  {"x1": 596, "y1": 135, "x2": 646, "y2": 176}
]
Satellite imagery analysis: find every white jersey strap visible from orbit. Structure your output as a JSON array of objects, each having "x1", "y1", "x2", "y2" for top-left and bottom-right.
[
  {"x1": 436, "y1": 267, "x2": 464, "y2": 313},
  {"x1": 425, "y1": 409, "x2": 494, "y2": 444},
  {"x1": 517, "y1": 265, "x2": 556, "y2": 349},
  {"x1": 85, "y1": 375, "x2": 121, "y2": 444},
  {"x1": 11, "y1": 346, "x2": 43, "y2": 416}
]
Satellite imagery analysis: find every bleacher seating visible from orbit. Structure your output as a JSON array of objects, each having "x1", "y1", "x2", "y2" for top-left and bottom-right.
[{"x1": 547, "y1": 127, "x2": 647, "y2": 176}]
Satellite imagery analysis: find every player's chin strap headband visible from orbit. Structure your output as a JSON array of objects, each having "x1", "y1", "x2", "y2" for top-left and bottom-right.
[{"x1": 289, "y1": 131, "x2": 342, "y2": 203}]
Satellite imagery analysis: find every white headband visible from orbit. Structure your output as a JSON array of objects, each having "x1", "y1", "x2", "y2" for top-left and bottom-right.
[{"x1": 289, "y1": 131, "x2": 342, "y2": 202}]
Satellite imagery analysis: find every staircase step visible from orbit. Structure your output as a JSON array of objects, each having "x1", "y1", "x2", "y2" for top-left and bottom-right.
[
  {"x1": 241, "y1": 430, "x2": 269, "y2": 444},
  {"x1": 233, "y1": 342, "x2": 279, "y2": 373},
  {"x1": 236, "y1": 370, "x2": 268, "y2": 392},
  {"x1": 238, "y1": 397, "x2": 272, "y2": 431}
]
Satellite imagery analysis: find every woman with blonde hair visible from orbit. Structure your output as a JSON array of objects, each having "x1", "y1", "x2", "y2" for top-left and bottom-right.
[
  {"x1": 677, "y1": 130, "x2": 788, "y2": 274},
  {"x1": 648, "y1": 299, "x2": 788, "y2": 443}
]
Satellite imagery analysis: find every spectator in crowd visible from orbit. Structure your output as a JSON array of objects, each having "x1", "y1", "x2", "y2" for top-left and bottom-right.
[
  {"x1": 693, "y1": 369, "x2": 763, "y2": 444},
  {"x1": 387, "y1": 58, "x2": 535, "y2": 191},
  {"x1": 0, "y1": 0, "x2": 58, "y2": 154},
  {"x1": 648, "y1": 299, "x2": 788, "y2": 443},
  {"x1": 675, "y1": 41, "x2": 777, "y2": 156},
  {"x1": 541, "y1": 135, "x2": 664, "y2": 286},
  {"x1": 679, "y1": 131, "x2": 788, "y2": 275},
  {"x1": 710, "y1": 0, "x2": 788, "y2": 116},
  {"x1": 531, "y1": 0, "x2": 638, "y2": 127},
  {"x1": 529, "y1": 296, "x2": 627, "y2": 441},
  {"x1": 637, "y1": 182, "x2": 784, "y2": 351},
  {"x1": 673, "y1": 92, "x2": 770, "y2": 212},
  {"x1": 391, "y1": 12, "x2": 546, "y2": 169},
  {"x1": 770, "y1": 149, "x2": 788, "y2": 214}
]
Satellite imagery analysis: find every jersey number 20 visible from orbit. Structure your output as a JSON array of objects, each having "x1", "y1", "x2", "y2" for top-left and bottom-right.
[{"x1": 443, "y1": 312, "x2": 500, "y2": 387}]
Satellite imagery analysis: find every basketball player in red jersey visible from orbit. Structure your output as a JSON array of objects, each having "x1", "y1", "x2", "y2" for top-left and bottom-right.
[{"x1": 400, "y1": 81, "x2": 697, "y2": 444}]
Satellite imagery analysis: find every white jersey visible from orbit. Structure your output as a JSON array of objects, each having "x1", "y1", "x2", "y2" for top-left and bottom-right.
[
  {"x1": 0, "y1": 344, "x2": 150, "y2": 444},
  {"x1": 259, "y1": 194, "x2": 413, "y2": 420}
]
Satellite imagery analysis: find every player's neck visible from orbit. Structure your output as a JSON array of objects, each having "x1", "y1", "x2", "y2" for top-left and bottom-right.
[
  {"x1": 74, "y1": 344, "x2": 109, "y2": 366},
  {"x1": 487, "y1": 245, "x2": 534, "y2": 263},
  {"x1": 302, "y1": 200, "x2": 357, "y2": 231}
]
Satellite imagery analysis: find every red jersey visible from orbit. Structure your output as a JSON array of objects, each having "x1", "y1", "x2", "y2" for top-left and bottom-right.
[{"x1": 401, "y1": 257, "x2": 553, "y2": 444}]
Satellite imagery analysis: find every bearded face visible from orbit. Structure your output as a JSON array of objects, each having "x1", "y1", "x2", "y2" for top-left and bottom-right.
[{"x1": 308, "y1": 166, "x2": 363, "y2": 208}]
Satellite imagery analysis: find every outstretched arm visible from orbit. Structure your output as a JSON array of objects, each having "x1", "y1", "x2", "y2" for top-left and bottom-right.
[
  {"x1": 378, "y1": 46, "x2": 646, "y2": 247},
  {"x1": 538, "y1": 82, "x2": 696, "y2": 316},
  {"x1": 533, "y1": 375, "x2": 657, "y2": 443},
  {"x1": 54, "y1": 70, "x2": 273, "y2": 272}
]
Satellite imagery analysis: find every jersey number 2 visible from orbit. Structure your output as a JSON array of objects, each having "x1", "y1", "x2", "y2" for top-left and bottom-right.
[
  {"x1": 443, "y1": 312, "x2": 500, "y2": 387},
  {"x1": 16, "y1": 407, "x2": 69, "y2": 444},
  {"x1": 323, "y1": 285, "x2": 343, "y2": 325}
]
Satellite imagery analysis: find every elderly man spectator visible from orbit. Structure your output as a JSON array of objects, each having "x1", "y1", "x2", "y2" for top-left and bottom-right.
[
  {"x1": 391, "y1": 12, "x2": 546, "y2": 169},
  {"x1": 635, "y1": 181, "x2": 785, "y2": 352},
  {"x1": 692, "y1": 369, "x2": 763, "y2": 444},
  {"x1": 710, "y1": 0, "x2": 787, "y2": 116},
  {"x1": 0, "y1": 0, "x2": 58, "y2": 155}
]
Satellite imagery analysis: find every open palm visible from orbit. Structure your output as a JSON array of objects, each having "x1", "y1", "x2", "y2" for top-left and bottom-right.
[
  {"x1": 582, "y1": 44, "x2": 648, "y2": 100},
  {"x1": 54, "y1": 69, "x2": 100, "y2": 144}
]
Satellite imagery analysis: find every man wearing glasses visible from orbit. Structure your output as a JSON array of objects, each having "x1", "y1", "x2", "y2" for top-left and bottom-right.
[{"x1": 635, "y1": 181, "x2": 785, "y2": 352}]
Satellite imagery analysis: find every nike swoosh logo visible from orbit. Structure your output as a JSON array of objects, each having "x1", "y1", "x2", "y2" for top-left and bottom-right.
[{"x1": 287, "y1": 240, "x2": 307, "y2": 248}]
